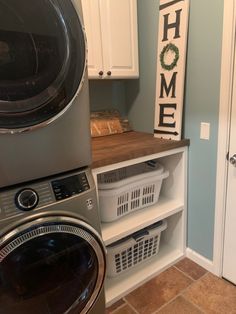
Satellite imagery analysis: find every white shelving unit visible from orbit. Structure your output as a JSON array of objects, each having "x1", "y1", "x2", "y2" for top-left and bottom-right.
[{"x1": 92, "y1": 146, "x2": 188, "y2": 307}]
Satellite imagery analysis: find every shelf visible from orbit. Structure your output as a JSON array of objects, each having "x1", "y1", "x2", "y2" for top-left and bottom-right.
[
  {"x1": 101, "y1": 196, "x2": 184, "y2": 245},
  {"x1": 92, "y1": 131, "x2": 189, "y2": 169},
  {"x1": 105, "y1": 242, "x2": 184, "y2": 306}
]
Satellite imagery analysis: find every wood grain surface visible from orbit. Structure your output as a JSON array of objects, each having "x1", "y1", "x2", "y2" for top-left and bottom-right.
[{"x1": 92, "y1": 131, "x2": 190, "y2": 168}]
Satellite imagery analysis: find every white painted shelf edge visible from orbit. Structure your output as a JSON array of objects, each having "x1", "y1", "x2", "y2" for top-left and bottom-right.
[
  {"x1": 101, "y1": 196, "x2": 184, "y2": 245},
  {"x1": 105, "y1": 243, "x2": 184, "y2": 306}
]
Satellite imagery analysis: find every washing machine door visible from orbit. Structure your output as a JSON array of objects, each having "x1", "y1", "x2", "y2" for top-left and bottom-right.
[
  {"x1": 0, "y1": 217, "x2": 106, "y2": 314},
  {"x1": 0, "y1": 0, "x2": 86, "y2": 131}
]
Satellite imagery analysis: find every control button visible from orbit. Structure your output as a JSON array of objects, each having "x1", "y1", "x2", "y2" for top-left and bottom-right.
[{"x1": 15, "y1": 189, "x2": 39, "y2": 211}]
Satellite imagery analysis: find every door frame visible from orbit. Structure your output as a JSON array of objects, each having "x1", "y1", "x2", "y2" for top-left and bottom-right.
[{"x1": 213, "y1": 0, "x2": 236, "y2": 276}]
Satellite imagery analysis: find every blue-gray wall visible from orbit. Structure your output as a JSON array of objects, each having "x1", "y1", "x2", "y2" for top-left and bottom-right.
[
  {"x1": 90, "y1": 0, "x2": 224, "y2": 260},
  {"x1": 89, "y1": 80, "x2": 127, "y2": 115},
  {"x1": 126, "y1": 0, "x2": 159, "y2": 132},
  {"x1": 184, "y1": 0, "x2": 223, "y2": 259}
]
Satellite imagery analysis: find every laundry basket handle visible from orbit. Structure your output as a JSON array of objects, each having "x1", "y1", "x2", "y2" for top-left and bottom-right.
[{"x1": 132, "y1": 229, "x2": 149, "y2": 242}]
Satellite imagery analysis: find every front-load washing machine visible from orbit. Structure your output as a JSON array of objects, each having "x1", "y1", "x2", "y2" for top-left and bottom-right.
[
  {"x1": 0, "y1": 168, "x2": 106, "y2": 314},
  {"x1": 0, "y1": 0, "x2": 91, "y2": 188}
]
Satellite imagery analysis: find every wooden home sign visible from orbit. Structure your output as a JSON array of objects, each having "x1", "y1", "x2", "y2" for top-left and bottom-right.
[{"x1": 154, "y1": 0, "x2": 189, "y2": 140}]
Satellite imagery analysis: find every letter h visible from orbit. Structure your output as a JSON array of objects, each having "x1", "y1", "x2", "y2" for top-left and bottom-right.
[{"x1": 162, "y1": 9, "x2": 182, "y2": 42}]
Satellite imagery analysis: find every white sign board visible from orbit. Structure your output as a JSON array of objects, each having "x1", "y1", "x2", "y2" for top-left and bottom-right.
[{"x1": 154, "y1": 0, "x2": 189, "y2": 140}]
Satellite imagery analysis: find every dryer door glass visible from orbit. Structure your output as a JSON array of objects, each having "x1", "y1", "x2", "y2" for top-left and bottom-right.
[
  {"x1": 0, "y1": 222, "x2": 105, "y2": 314},
  {"x1": 0, "y1": 0, "x2": 85, "y2": 129}
]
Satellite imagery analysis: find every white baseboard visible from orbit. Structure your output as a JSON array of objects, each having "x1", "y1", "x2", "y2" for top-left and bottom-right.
[{"x1": 186, "y1": 248, "x2": 215, "y2": 274}]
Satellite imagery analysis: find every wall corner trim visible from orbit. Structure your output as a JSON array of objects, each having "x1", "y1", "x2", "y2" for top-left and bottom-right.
[{"x1": 186, "y1": 248, "x2": 215, "y2": 274}]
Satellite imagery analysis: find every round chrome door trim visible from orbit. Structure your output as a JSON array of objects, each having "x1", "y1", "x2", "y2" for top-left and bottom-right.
[
  {"x1": 0, "y1": 1, "x2": 71, "y2": 115},
  {"x1": 0, "y1": 216, "x2": 106, "y2": 314},
  {"x1": 0, "y1": 1, "x2": 88, "y2": 135}
]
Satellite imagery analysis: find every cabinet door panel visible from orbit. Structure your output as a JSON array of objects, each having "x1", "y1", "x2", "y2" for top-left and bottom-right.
[
  {"x1": 101, "y1": 0, "x2": 139, "y2": 78},
  {"x1": 81, "y1": 0, "x2": 104, "y2": 78}
]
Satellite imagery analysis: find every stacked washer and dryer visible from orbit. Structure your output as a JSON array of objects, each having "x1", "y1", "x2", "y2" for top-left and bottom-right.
[{"x1": 0, "y1": 1, "x2": 106, "y2": 313}]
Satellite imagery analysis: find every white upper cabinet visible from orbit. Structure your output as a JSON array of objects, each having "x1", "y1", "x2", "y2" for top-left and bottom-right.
[
  {"x1": 81, "y1": 0, "x2": 104, "y2": 77},
  {"x1": 81, "y1": 0, "x2": 139, "y2": 79}
]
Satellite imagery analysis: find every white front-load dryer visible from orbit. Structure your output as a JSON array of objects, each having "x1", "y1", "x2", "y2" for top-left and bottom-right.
[
  {"x1": 0, "y1": 168, "x2": 106, "y2": 314},
  {"x1": 0, "y1": 0, "x2": 91, "y2": 188}
]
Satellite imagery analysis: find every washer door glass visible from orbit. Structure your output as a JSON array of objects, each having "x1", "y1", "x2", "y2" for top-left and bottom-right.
[
  {"x1": 0, "y1": 221, "x2": 105, "y2": 314},
  {"x1": 0, "y1": 0, "x2": 85, "y2": 129}
]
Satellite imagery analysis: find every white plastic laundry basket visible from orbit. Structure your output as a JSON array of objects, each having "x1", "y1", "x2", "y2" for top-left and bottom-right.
[
  {"x1": 106, "y1": 220, "x2": 167, "y2": 277},
  {"x1": 97, "y1": 161, "x2": 169, "y2": 222}
]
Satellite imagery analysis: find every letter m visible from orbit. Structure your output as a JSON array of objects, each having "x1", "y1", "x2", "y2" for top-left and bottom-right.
[{"x1": 159, "y1": 72, "x2": 177, "y2": 98}]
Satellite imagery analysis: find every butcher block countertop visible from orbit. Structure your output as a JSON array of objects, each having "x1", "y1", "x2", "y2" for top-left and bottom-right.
[{"x1": 91, "y1": 131, "x2": 190, "y2": 169}]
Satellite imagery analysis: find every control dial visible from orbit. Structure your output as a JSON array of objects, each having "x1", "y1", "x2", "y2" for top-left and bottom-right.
[{"x1": 15, "y1": 189, "x2": 39, "y2": 211}]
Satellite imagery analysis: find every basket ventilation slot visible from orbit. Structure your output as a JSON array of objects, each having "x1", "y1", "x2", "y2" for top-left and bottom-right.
[
  {"x1": 142, "y1": 195, "x2": 154, "y2": 206},
  {"x1": 117, "y1": 204, "x2": 128, "y2": 216},
  {"x1": 130, "y1": 189, "x2": 141, "y2": 210},
  {"x1": 117, "y1": 193, "x2": 129, "y2": 216},
  {"x1": 103, "y1": 172, "x2": 117, "y2": 183},
  {"x1": 131, "y1": 199, "x2": 140, "y2": 210},
  {"x1": 114, "y1": 235, "x2": 159, "y2": 273},
  {"x1": 143, "y1": 185, "x2": 155, "y2": 195},
  {"x1": 131, "y1": 189, "x2": 140, "y2": 200},
  {"x1": 142, "y1": 184, "x2": 155, "y2": 206}
]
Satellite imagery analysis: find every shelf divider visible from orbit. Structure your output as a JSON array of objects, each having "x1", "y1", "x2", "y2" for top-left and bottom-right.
[{"x1": 101, "y1": 196, "x2": 184, "y2": 245}]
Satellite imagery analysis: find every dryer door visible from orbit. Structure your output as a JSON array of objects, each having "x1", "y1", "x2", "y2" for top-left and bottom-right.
[
  {"x1": 0, "y1": 217, "x2": 106, "y2": 314},
  {"x1": 0, "y1": 0, "x2": 86, "y2": 131}
]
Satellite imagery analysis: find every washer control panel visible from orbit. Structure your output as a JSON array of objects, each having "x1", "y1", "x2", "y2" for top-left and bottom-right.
[
  {"x1": 0, "y1": 181, "x2": 53, "y2": 219},
  {"x1": 51, "y1": 173, "x2": 90, "y2": 201},
  {"x1": 15, "y1": 189, "x2": 39, "y2": 211},
  {"x1": 0, "y1": 170, "x2": 91, "y2": 220}
]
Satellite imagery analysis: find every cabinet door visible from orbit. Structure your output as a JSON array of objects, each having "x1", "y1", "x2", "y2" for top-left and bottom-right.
[
  {"x1": 81, "y1": 0, "x2": 104, "y2": 78},
  {"x1": 100, "y1": 0, "x2": 139, "y2": 79}
]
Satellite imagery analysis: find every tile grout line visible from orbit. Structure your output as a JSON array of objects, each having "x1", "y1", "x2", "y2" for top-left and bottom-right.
[
  {"x1": 187, "y1": 270, "x2": 209, "y2": 282},
  {"x1": 173, "y1": 265, "x2": 208, "y2": 282},
  {"x1": 151, "y1": 269, "x2": 209, "y2": 314},
  {"x1": 123, "y1": 297, "x2": 140, "y2": 314},
  {"x1": 109, "y1": 265, "x2": 210, "y2": 314},
  {"x1": 108, "y1": 302, "x2": 127, "y2": 314},
  {"x1": 151, "y1": 293, "x2": 185, "y2": 314},
  {"x1": 110, "y1": 303, "x2": 127, "y2": 314},
  {"x1": 179, "y1": 271, "x2": 210, "y2": 314},
  {"x1": 181, "y1": 294, "x2": 207, "y2": 313}
]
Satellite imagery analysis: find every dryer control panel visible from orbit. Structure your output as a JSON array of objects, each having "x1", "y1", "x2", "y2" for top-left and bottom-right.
[{"x1": 51, "y1": 173, "x2": 90, "y2": 201}]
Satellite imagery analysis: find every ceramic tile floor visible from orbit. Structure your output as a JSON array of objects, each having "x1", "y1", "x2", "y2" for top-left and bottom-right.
[{"x1": 106, "y1": 258, "x2": 236, "y2": 314}]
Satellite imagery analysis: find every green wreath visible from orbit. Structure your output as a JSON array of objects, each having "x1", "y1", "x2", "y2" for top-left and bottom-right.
[{"x1": 160, "y1": 43, "x2": 179, "y2": 71}]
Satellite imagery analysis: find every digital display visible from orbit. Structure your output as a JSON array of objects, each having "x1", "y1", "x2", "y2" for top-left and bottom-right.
[{"x1": 51, "y1": 173, "x2": 89, "y2": 201}]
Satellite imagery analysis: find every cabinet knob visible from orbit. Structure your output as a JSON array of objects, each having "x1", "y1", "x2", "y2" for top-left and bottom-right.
[
  {"x1": 107, "y1": 71, "x2": 112, "y2": 76},
  {"x1": 99, "y1": 71, "x2": 103, "y2": 76}
]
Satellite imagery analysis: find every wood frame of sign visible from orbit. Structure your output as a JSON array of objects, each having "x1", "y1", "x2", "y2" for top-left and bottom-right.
[{"x1": 154, "y1": 0, "x2": 189, "y2": 140}]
